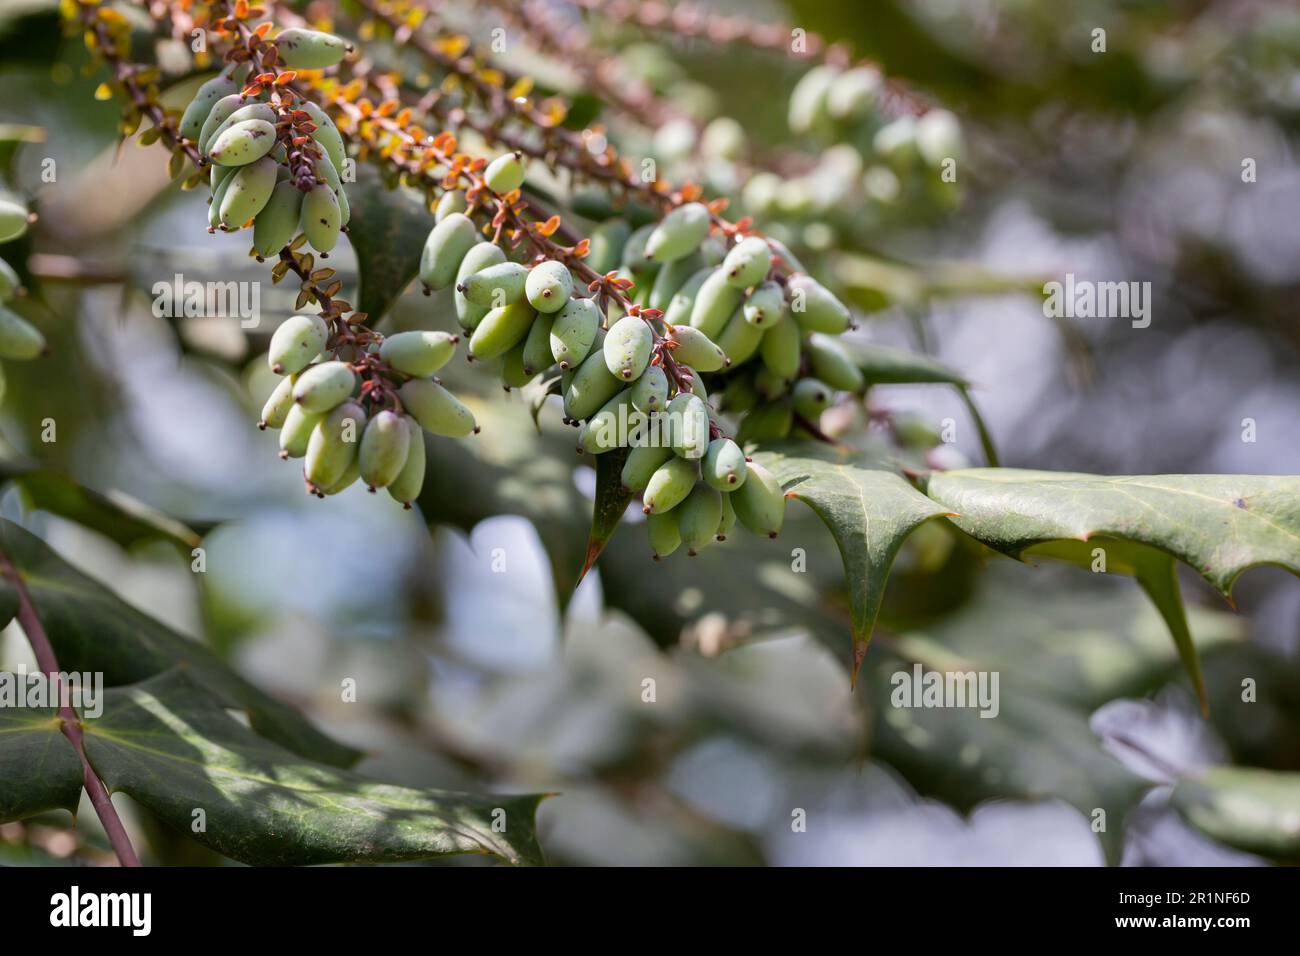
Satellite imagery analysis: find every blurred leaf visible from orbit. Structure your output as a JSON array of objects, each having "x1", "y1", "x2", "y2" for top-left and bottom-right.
[
  {"x1": 0, "y1": 460, "x2": 204, "y2": 552},
  {"x1": 0, "y1": 520, "x2": 361, "y2": 768},
  {"x1": 1172, "y1": 766, "x2": 1300, "y2": 863},
  {"x1": 345, "y1": 162, "x2": 437, "y2": 323},
  {"x1": 0, "y1": 706, "x2": 83, "y2": 823},
  {"x1": 79, "y1": 670, "x2": 546, "y2": 866},
  {"x1": 754, "y1": 441, "x2": 949, "y2": 684}
]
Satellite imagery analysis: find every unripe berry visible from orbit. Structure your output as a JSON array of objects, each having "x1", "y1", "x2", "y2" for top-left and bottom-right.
[
  {"x1": 178, "y1": 69, "x2": 241, "y2": 142},
  {"x1": 484, "y1": 153, "x2": 526, "y2": 194},
  {"x1": 293, "y1": 360, "x2": 356, "y2": 413},
  {"x1": 646, "y1": 509, "x2": 681, "y2": 559},
  {"x1": 455, "y1": 241, "x2": 508, "y2": 331},
  {"x1": 388, "y1": 416, "x2": 426, "y2": 506},
  {"x1": 702, "y1": 438, "x2": 747, "y2": 492},
  {"x1": 359, "y1": 410, "x2": 412, "y2": 490},
  {"x1": 459, "y1": 261, "x2": 529, "y2": 307},
  {"x1": 469, "y1": 300, "x2": 536, "y2": 360},
  {"x1": 269, "y1": 314, "x2": 329, "y2": 375},
  {"x1": 678, "y1": 484, "x2": 723, "y2": 555},
  {"x1": 736, "y1": 400, "x2": 793, "y2": 445},
  {"x1": 254, "y1": 181, "x2": 305, "y2": 258},
  {"x1": 759, "y1": 315, "x2": 801, "y2": 381},
  {"x1": 0, "y1": 306, "x2": 45, "y2": 359},
  {"x1": 564, "y1": 349, "x2": 625, "y2": 421},
  {"x1": 301, "y1": 102, "x2": 346, "y2": 174},
  {"x1": 642, "y1": 457, "x2": 698, "y2": 514},
  {"x1": 525, "y1": 260, "x2": 573, "y2": 314},
  {"x1": 603, "y1": 315, "x2": 654, "y2": 382},
  {"x1": 645, "y1": 202, "x2": 710, "y2": 263},
  {"x1": 279, "y1": 403, "x2": 322, "y2": 458},
  {"x1": 380, "y1": 330, "x2": 457, "y2": 377},
  {"x1": 275, "y1": 27, "x2": 351, "y2": 70},
  {"x1": 208, "y1": 119, "x2": 277, "y2": 167},
  {"x1": 301, "y1": 184, "x2": 342, "y2": 254},
  {"x1": 721, "y1": 237, "x2": 772, "y2": 289},
  {"x1": 742, "y1": 281, "x2": 785, "y2": 328},
  {"x1": 787, "y1": 274, "x2": 851, "y2": 334},
  {"x1": 622, "y1": 444, "x2": 674, "y2": 494},
  {"x1": 630, "y1": 364, "x2": 669, "y2": 414},
  {"x1": 792, "y1": 378, "x2": 834, "y2": 421},
  {"x1": 715, "y1": 311, "x2": 764, "y2": 367},
  {"x1": 0, "y1": 258, "x2": 19, "y2": 301},
  {"x1": 220, "y1": 156, "x2": 279, "y2": 227},
  {"x1": 419, "y1": 213, "x2": 478, "y2": 291},
  {"x1": 667, "y1": 325, "x2": 726, "y2": 372},
  {"x1": 688, "y1": 268, "x2": 744, "y2": 338},
  {"x1": 305, "y1": 401, "x2": 366, "y2": 490},
  {"x1": 399, "y1": 378, "x2": 477, "y2": 437},
  {"x1": 667, "y1": 392, "x2": 709, "y2": 460},
  {"x1": 806, "y1": 334, "x2": 865, "y2": 392},
  {"x1": 521, "y1": 313, "x2": 556, "y2": 376},
  {"x1": 549, "y1": 297, "x2": 601, "y2": 369},
  {"x1": 732, "y1": 461, "x2": 785, "y2": 538},
  {"x1": 259, "y1": 375, "x2": 296, "y2": 429}
]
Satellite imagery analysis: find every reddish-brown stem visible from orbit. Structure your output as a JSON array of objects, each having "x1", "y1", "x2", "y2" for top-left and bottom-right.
[{"x1": 0, "y1": 548, "x2": 141, "y2": 867}]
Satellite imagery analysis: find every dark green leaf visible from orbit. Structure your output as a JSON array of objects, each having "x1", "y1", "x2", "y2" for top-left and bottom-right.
[
  {"x1": 0, "y1": 520, "x2": 360, "y2": 768},
  {"x1": 0, "y1": 705, "x2": 82, "y2": 822},
  {"x1": 81, "y1": 671, "x2": 546, "y2": 866}
]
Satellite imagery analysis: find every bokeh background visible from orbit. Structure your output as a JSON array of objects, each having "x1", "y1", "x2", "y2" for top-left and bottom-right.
[{"x1": 0, "y1": 0, "x2": 1297, "y2": 865}]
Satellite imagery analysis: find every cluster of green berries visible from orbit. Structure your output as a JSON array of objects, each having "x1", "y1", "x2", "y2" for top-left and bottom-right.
[
  {"x1": 0, "y1": 196, "x2": 45, "y2": 402},
  {"x1": 744, "y1": 65, "x2": 965, "y2": 217},
  {"x1": 177, "y1": 29, "x2": 353, "y2": 258},
  {"x1": 419, "y1": 151, "x2": 869, "y2": 557},
  {"x1": 259, "y1": 312, "x2": 476, "y2": 505}
]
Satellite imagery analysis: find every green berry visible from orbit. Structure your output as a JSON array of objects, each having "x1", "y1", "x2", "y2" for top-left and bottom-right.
[
  {"x1": 197, "y1": 93, "x2": 249, "y2": 154},
  {"x1": 469, "y1": 300, "x2": 536, "y2": 360},
  {"x1": 736, "y1": 400, "x2": 793, "y2": 445},
  {"x1": 715, "y1": 310, "x2": 764, "y2": 367},
  {"x1": 253, "y1": 180, "x2": 304, "y2": 258},
  {"x1": 603, "y1": 315, "x2": 654, "y2": 382},
  {"x1": 259, "y1": 374, "x2": 296, "y2": 429},
  {"x1": 0, "y1": 306, "x2": 45, "y2": 359},
  {"x1": 279, "y1": 403, "x2": 322, "y2": 458},
  {"x1": 399, "y1": 378, "x2": 477, "y2": 437},
  {"x1": 630, "y1": 364, "x2": 668, "y2": 414},
  {"x1": 293, "y1": 360, "x2": 356, "y2": 412},
  {"x1": 721, "y1": 236, "x2": 772, "y2": 289},
  {"x1": 208, "y1": 119, "x2": 278, "y2": 167},
  {"x1": 435, "y1": 190, "x2": 467, "y2": 222},
  {"x1": 759, "y1": 315, "x2": 801, "y2": 380},
  {"x1": 806, "y1": 334, "x2": 865, "y2": 392},
  {"x1": 662, "y1": 267, "x2": 711, "y2": 327},
  {"x1": 269, "y1": 313, "x2": 329, "y2": 375},
  {"x1": 586, "y1": 218, "x2": 630, "y2": 274},
  {"x1": 419, "y1": 213, "x2": 479, "y2": 291},
  {"x1": 678, "y1": 484, "x2": 722, "y2": 555},
  {"x1": 688, "y1": 268, "x2": 744, "y2": 338},
  {"x1": 667, "y1": 325, "x2": 726, "y2": 372},
  {"x1": 0, "y1": 258, "x2": 19, "y2": 300},
  {"x1": 642, "y1": 457, "x2": 698, "y2": 514},
  {"x1": 305, "y1": 400, "x2": 365, "y2": 490},
  {"x1": 717, "y1": 491, "x2": 736, "y2": 540},
  {"x1": 563, "y1": 349, "x2": 624, "y2": 420},
  {"x1": 454, "y1": 241, "x2": 508, "y2": 331},
  {"x1": 458, "y1": 260, "x2": 528, "y2": 307},
  {"x1": 300, "y1": 183, "x2": 342, "y2": 254},
  {"x1": 301, "y1": 101, "x2": 346, "y2": 174},
  {"x1": 788, "y1": 275, "x2": 851, "y2": 334},
  {"x1": 521, "y1": 312, "x2": 556, "y2": 376},
  {"x1": 792, "y1": 378, "x2": 833, "y2": 420},
  {"x1": 379, "y1": 330, "x2": 457, "y2": 377},
  {"x1": 178, "y1": 70, "x2": 241, "y2": 142},
  {"x1": 732, "y1": 461, "x2": 785, "y2": 538},
  {"x1": 220, "y1": 156, "x2": 278, "y2": 227},
  {"x1": 549, "y1": 297, "x2": 601, "y2": 369},
  {"x1": 646, "y1": 509, "x2": 681, "y2": 559},
  {"x1": 622, "y1": 444, "x2": 674, "y2": 494},
  {"x1": 275, "y1": 27, "x2": 351, "y2": 70},
  {"x1": 667, "y1": 392, "x2": 709, "y2": 460},
  {"x1": 525, "y1": 259, "x2": 573, "y2": 313},
  {"x1": 359, "y1": 410, "x2": 411, "y2": 490},
  {"x1": 484, "y1": 152, "x2": 526, "y2": 194},
  {"x1": 702, "y1": 438, "x2": 747, "y2": 491},
  {"x1": 648, "y1": 252, "x2": 704, "y2": 313},
  {"x1": 578, "y1": 390, "x2": 633, "y2": 455},
  {"x1": 388, "y1": 416, "x2": 426, "y2": 506},
  {"x1": 645, "y1": 202, "x2": 710, "y2": 263},
  {"x1": 743, "y1": 281, "x2": 785, "y2": 328}
]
